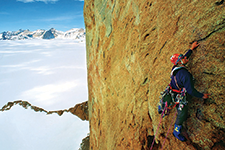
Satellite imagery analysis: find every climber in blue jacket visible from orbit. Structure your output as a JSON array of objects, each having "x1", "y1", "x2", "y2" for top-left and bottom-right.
[{"x1": 170, "y1": 41, "x2": 210, "y2": 141}]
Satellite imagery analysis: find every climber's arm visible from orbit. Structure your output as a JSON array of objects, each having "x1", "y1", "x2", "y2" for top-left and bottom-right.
[
  {"x1": 190, "y1": 41, "x2": 200, "y2": 50},
  {"x1": 183, "y1": 41, "x2": 200, "y2": 59}
]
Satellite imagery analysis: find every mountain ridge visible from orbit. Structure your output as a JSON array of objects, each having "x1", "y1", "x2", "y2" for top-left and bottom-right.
[
  {"x1": 0, "y1": 100, "x2": 89, "y2": 121},
  {"x1": 0, "y1": 28, "x2": 85, "y2": 40}
]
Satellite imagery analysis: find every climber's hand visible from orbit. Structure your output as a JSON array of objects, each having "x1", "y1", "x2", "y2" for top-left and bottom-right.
[
  {"x1": 191, "y1": 41, "x2": 200, "y2": 50},
  {"x1": 202, "y1": 93, "x2": 210, "y2": 99}
]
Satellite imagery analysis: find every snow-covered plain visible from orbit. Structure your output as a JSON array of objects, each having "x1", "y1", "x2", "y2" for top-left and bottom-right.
[{"x1": 0, "y1": 39, "x2": 89, "y2": 150}]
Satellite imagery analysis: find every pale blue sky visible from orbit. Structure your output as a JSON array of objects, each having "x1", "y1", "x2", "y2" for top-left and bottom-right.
[{"x1": 0, "y1": 0, "x2": 85, "y2": 32}]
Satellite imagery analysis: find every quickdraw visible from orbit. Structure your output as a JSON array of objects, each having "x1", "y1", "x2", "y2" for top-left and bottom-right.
[
  {"x1": 158, "y1": 84, "x2": 187, "y2": 117},
  {"x1": 169, "y1": 84, "x2": 187, "y2": 102}
]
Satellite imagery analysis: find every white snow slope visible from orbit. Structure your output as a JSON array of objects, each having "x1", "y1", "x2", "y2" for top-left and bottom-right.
[{"x1": 0, "y1": 39, "x2": 89, "y2": 150}]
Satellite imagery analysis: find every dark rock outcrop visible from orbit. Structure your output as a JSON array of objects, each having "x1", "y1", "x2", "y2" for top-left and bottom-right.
[
  {"x1": 2, "y1": 32, "x2": 7, "y2": 40},
  {"x1": 42, "y1": 28, "x2": 56, "y2": 39},
  {"x1": 79, "y1": 135, "x2": 90, "y2": 150},
  {"x1": 0, "y1": 100, "x2": 88, "y2": 121}
]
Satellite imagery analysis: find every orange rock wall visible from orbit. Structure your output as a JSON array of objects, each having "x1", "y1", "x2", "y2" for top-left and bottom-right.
[{"x1": 84, "y1": 0, "x2": 225, "y2": 149}]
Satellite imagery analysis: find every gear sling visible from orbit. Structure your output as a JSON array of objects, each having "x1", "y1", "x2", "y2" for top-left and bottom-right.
[{"x1": 158, "y1": 67, "x2": 187, "y2": 117}]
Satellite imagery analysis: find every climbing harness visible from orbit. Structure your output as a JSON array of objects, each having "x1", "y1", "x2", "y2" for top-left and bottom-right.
[
  {"x1": 150, "y1": 102, "x2": 168, "y2": 150},
  {"x1": 158, "y1": 82, "x2": 187, "y2": 117}
]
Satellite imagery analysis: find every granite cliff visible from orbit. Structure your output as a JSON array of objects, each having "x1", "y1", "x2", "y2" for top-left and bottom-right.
[{"x1": 84, "y1": 0, "x2": 225, "y2": 149}]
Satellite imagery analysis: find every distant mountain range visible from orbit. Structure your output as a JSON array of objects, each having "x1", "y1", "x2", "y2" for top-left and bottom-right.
[{"x1": 0, "y1": 28, "x2": 85, "y2": 40}]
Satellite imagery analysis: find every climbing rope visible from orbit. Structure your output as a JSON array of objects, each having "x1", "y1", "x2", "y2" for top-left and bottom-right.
[
  {"x1": 150, "y1": 102, "x2": 168, "y2": 150},
  {"x1": 161, "y1": 110, "x2": 177, "y2": 150}
]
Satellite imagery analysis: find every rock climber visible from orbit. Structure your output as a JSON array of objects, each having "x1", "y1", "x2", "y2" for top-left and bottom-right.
[{"x1": 170, "y1": 41, "x2": 210, "y2": 141}]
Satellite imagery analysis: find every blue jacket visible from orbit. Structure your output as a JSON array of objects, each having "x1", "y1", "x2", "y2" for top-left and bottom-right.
[{"x1": 170, "y1": 49, "x2": 204, "y2": 98}]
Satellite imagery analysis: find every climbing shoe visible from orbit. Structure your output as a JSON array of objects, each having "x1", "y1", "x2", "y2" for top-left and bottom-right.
[
  {"x1": 173, "y1": 124, "x2": 187, "y2": 142},
  {"x1": 158, "y1": 104, "x2": 163, "y2": 114}
]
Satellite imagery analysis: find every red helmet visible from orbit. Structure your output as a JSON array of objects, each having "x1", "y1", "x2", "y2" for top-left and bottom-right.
[{"x1": 170, "y1": 53, "x2": 183, "y2": 65}]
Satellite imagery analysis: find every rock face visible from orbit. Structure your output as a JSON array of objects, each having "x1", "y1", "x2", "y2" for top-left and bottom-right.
[
  {"x1": 84, "y1": 0, "x2": 225, "y2": 149},
  {"x1": 0, "y1": 100, "x2": 89, "y2": 121},
  {"x1": 79, "y1": 135, "x2": 90, "y2": 150},
  {"x1": 42, "y1": 28, "x2": 56, "y2": 39}
]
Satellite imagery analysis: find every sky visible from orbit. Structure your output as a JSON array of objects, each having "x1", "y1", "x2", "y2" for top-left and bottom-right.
[
  {"x1": 0, "y1": 0, "x2": 85, "y2": 32},
  {"x1": 0, "y1": 39, "x2": 89, "y2": 149}
]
